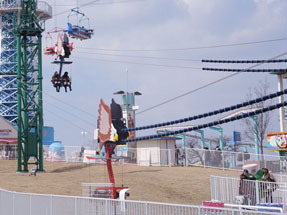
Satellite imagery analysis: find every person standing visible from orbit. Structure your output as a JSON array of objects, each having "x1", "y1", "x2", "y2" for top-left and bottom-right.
[
  {"x1": 214, "y1": 146, "x2": 222, "y2": 167},
  {"x1": 261, "y1": 168, "x2": 276, "y2": 203},
  {"x1": 5, "y1": 143, "x2": 11, "y2": 160},
  {"x1": 239, "y1": 169, "x2": 249, "y2": 203}
]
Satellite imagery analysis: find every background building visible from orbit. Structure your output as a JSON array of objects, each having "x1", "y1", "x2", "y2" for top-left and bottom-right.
[
  {"x1": 136, "y1": 137, "x2": 178, "y2": 166},
  {"x1": 0, "y1": 0, "x2": 52, "y2": 126}
]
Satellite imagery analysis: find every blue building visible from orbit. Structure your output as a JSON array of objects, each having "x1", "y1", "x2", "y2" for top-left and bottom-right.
[
  {"x1": 43, "y1": 126, "x2": 55, "y2": 146},
  {"x1": 0, "y1": 0, "x2": 52, "y2": 126}
]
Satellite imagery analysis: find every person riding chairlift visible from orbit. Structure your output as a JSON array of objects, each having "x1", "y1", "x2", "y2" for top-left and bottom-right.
[
  {"x1": 62, "y1": 71, "x2": 72, "y2": 92},
  {"x1": 62, "y1": 34, "x2": 71, "y2": 58},
  {"x1": 55, "y1": 33, "x2": 71, "y2": 61},
  {"x1": 51, "y1": 71, "x2": 61, "y2": 89}
]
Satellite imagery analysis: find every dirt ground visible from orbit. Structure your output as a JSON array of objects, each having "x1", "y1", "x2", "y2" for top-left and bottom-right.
[{"x1": 0, "y1": 160, "x2": 237, "y2": 205}]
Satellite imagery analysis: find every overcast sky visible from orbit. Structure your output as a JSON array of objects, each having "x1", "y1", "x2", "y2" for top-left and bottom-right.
[{"x1": 41, "y1": 0, "x2": 287, "y2": 152}]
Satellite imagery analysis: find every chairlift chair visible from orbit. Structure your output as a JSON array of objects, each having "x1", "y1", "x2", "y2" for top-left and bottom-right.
[
  {"x1": 44, "y1": 27, "x2": 65, "y2": 56},
  {"x1": 67, "y1": 8, "x2": 93, "y2": 40},
  {"x1": 50, "y1": 32, "x2": 73, "y2": 92}
]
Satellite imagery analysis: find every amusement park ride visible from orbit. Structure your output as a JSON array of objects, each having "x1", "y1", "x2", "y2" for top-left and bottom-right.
[
  {"x1": 67, "y1": 8, "x2": 94, "y2": 40},
  {"x1": 12, "y1": 0, "x2": 94, "y2": 171},
  {"x1": 13, "y1": 0, "x2": 128, "y2": 199},
  {"x1": 44, "y1": 7, "x2": 93, "y2": 92},
  {"x1": 86, "y1": 99, "x2": 130, "y2": 199},
  {"x1": 10, "y1": 0, "x2": 128, "y2": 198}
]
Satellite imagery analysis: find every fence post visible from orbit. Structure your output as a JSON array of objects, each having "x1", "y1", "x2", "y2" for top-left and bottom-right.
[
  {"x1": 52, "y1": 146, "x2": 54, "y2": 162},
  {"x1": 214, "y1": 176, "x2": 218, "y2": 201},
  {"x1": 210, "y1": 176, "x2": 214, "y2": 200},
  {"x1": 145, "y1": 202, "x2": 148, "y2": 215},
  {"x1": 255, "y1": 180, "x2": 260, "y2": 205},
  {"x1": 168, "y1": 149, "x2": 171, "y2": 167},
  {"x1": 65, "y1": 146, "x2": 68, "y2": 162},
  {"x1": 203, "y1": 149, "x2": 206, "y2": 168},
  {"x1": 283, "y1": 188, "x2": 287, "y2": 214},
  {"x1": 105, "y1": 199, "x2": 108, "y2": 214},
  {"x1": 75, "y1": 197, "x2": 77, "y2": 215},
  {"x1": 185, "y1": 148, "x2": 188, "y2": 166},
  {"x1": 50, "y1": 195, "x2": 53, "y2": 215},
  {"x1": 221, "y1": 177, "x2": 225, "y2": 202},
  {"x1": 120, "y1": 199, "x2": 125, "y2": 215},
  {"x1": 239, "y1": 205, "x2": 243, "y2": 215},
  {"x1": 222, "y1": 151, "x2": 225, "y2": 170},
  {"x1": 13, "y1": 192, "x2": 14, "y2": 215},
  {"x1": 30, "y1": 194, "x2": 32, "y2": 215}
]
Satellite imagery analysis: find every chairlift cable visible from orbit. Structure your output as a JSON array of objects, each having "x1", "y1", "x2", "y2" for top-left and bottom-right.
[
  {"x1": 202, "y1": 59, "x2": 287, "y2": 64},
  {"x1": 45, "y1": 108, "x2": 95, "y2": 136},
  {"x1": 53, "y1": 0, "x2": 100, "y2": 17},
  {"x1": 38, "y1": 52, "x2": 287, "y2": 122},
  {"x1": 125, "y1": 88, "x2": 287, "y2": 132},
  {"x1": 53, "y1": 0, "x2": 147, "y2": 16},
  {"x1": 136, "y1": 52, "x2": 287, "y2": 115},
  {"x1": 72, "y1": 55, "x2": 202, "y2": 69},
  {"x1": 45, "y1": 99, "x2": 97, "y2": 127},
  {"x1": 202, "y1": 68, "x2": 287, "y2": 73},
  {"x1": 54, "y1": 0, "x2": 57, "y2": 27},
  {"x1": 75, "y1": 50, "x2": 201, "y2": 62},
  {"x1": 126, "y1": 101, "x2": 287, "y2": 142},
  {"x1": 20, "y1": 79, "x2": 98, "y2": 118},
  {"x1": 75, "y1": 38, "x2": 287, "y2": 52}
]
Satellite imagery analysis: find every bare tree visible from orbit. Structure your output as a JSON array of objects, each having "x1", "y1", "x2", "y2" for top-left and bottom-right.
[{"x1": 242, "y1": 79, "x2": 272, "y2": 155}]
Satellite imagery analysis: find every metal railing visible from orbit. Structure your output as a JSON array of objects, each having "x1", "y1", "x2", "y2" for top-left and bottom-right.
[
  {"x1": 0, "y1": 0, "x2": 20, "y2": 10},
  {"x1": 0, "y1": 0, "x2": 52, "y2": 21},
  {"x1": 37, "y1": 1, "x2": 52, "y2": 20},
  {"x1": 0, "y1": 144, "x2": 17, "y2": 160},
  {"x1": 211, "y1": 175, "x2": 287, "y2": 212},
  {"x1": 0, "y1": 187, "x2": 284, "y2": 215},
  {"x1": 217, "y1": 173, "x2": 287, "y2": 185},
  {"x1": 185, "y1": 148, "x2": 286, "y2": 173}
]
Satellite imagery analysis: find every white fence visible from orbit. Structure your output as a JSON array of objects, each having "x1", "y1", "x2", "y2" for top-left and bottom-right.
[
  {"x1": 211, "y1": 175, "x2": 287, "y2": 212},
  {"x1": 185, "y1": 148, "x2": 286, "y2": 173},
  {"x1": 2, "y1": 144, "x2": 287, "y2": 173},
  {"x1": 218, "y1": 174, "x2": 287, "y2": 185},
  {"x1": 0, "y1": 187, "x2": 284, "y2": 215},
  {"x1": 0, "y1": 144, "x2": 17, "y2": 160}
]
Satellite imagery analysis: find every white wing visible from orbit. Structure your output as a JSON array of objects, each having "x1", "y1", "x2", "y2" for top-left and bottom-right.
[
  {"x1": 99, "y1": 106, "x2": 111, "y2": 135},
  {"x1": 98, "y1": 99, "x2": 112, "y2": 149}
]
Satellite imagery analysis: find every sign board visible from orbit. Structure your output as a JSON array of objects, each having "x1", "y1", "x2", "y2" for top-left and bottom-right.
[
  {"x1": 267, "y1": 132, "x2": 287, "y2": 149},
  {"x1": 233, "y1": 131, "x2": 241, "y2": 145},
  {"x1": 116, "y1": 145, "x2": 128, "y2": 157}
]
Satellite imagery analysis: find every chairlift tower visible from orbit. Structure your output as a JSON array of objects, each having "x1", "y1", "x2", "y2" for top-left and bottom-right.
[{"x1": 0, "y1": 0, "x2": 51, "y2": 172}]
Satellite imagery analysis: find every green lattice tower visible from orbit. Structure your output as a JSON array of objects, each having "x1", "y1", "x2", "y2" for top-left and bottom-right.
[{"x1": 15, "y1": 0, "x2": 44, "y2": 172}]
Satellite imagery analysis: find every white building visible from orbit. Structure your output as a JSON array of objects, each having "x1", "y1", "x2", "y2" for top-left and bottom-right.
[{"x1": 136, "y1": 137, "x2": 178, "y2": 166}]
